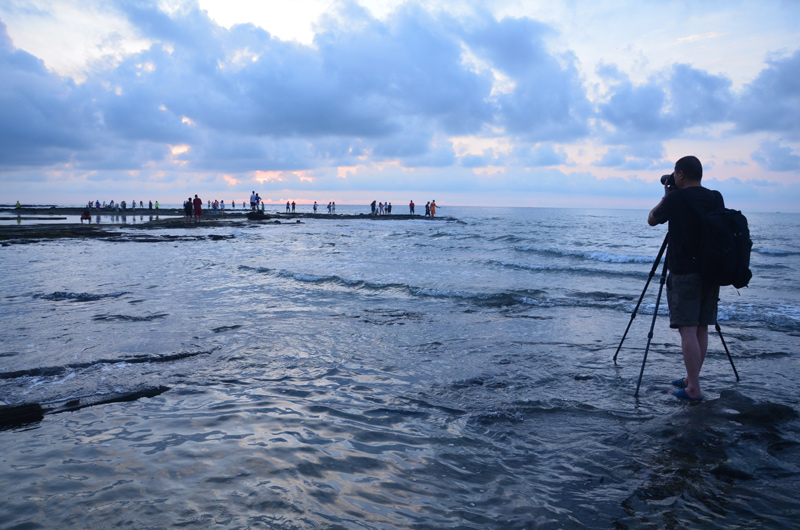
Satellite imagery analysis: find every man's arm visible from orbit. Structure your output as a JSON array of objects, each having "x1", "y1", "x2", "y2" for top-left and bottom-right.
[
  {"x1": 648, "y1": 186, "x2": 673, "y2": 226},
  {"x1": 648, "y1": 199, "x2": 663, "y2": 226}
]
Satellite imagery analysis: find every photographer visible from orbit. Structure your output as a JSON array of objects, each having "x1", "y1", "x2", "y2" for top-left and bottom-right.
[{"x1": 648, "y1": 155, "x2": 722, "y2": 402}]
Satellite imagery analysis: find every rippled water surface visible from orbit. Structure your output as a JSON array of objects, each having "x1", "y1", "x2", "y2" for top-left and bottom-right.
[{"x1": 1, "y1": 206, "x2": 799, "y2": 529}]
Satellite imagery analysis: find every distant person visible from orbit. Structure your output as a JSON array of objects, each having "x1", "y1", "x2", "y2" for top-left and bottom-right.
[
  {"x1": 155, "y1": 201, "x2": 159, "y2": 210},
  {"x1": 313, "y1": 201, "x2": 318, "y2": 213},
  {"x1": 371, "y1": 200, "x2": 377, "y2": 215},
  {"x1": 409, "y1": 200, "x2": 414, "y2": 214},
  {"x1": 213, "y1": 199, "x2": 219, "y2": 215},
  {"x1": 148, "y1": 200, "x2": 152, "y2": 210},
  {"x1": 96, "y1": 200, "x2": 100, "y2": 209},
  {"x1": 184, "y1": 198, "x2": 192, "y2": 220},
  {"x1": 291, "y1": 201, "x2": 296, "y2": 213},
  {"x1": 378, "y1": 202, "x2": 384, "y2": 215},
  {"x1": 139, "y1": 200, "x2": 143, "y2": 208},
  {"x1": 332, "y1": 202, "x2": 336, "y2": 213},
  {"x1": 425, "y1": 202, "x2": 430, "y2": 217},
  {"x1": 220, "y1": 200, "x2": 225, "y2": 214},
  {"x1": 232, "y1": 200, "x2": 236, "y2": 209},
  {"x1": 387, "y1": 202, "x2": 392, "y2": 214},
  {"x1": 250, "y1": 191, "x2": 257, "y2": 211},
  {"x1": 255, "y1": 194, "x2": 262, "y2": 209},
  {"x1": 327, "y1": 202, "x2": 332, "y2": 214},
  {"x1": 15, "y1": 200, "x2": 21, "y2": 209},
  {"x1": 81, "y1": 209, "x2": 91, "y2": 223},
  {"x1": 430, "y1": 200, "x2": 437, "y2": 219},
  {"x1": 286, "y1": 201, "x2": 290, "y2": 213},
  {"x1": 193, "y1": 195, "x2": 202, "y2": 222}
]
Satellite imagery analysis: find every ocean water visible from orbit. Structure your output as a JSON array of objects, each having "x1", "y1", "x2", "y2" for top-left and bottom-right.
[{"x1": 1, "y1": 206, "x2": 798, "y2": 529}]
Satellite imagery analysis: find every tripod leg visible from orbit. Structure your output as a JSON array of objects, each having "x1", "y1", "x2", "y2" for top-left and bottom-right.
[
  {"x1": 714, "y1": 321, "x2": 740, "y2": 382},
  {"x1": 635, "y1": 253, "x2": 669, "y2": 396},
  {"x1": 614, "y1": 235, "x2": 669, "y2": 364}
]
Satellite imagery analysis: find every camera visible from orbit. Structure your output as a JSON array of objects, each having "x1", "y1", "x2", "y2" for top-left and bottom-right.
[{"x1": 660, "y1": 172, "x2": 676, "y2": 189}]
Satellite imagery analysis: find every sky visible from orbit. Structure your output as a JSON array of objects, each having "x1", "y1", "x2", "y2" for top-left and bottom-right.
[{"x1": 0, "y1": 0, "x2": 799, "y2": 211}]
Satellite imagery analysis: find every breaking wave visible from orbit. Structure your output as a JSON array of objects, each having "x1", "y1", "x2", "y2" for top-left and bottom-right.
[{"x1": 514, "y1": 245, "x2": 656, "y2": 264}]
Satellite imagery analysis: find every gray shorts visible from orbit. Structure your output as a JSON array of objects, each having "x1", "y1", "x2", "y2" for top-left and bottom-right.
[{"x1": 666, "y1": 273, "x2": 719, "y2": 328}]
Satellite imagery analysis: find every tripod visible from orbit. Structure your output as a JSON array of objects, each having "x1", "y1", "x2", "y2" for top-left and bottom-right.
[{"x1": 613, "y1": 234, "x2": 740, "y2": 396}]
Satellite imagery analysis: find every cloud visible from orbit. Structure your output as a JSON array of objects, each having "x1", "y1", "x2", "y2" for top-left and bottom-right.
[
  {"x1": 510, "y1": 144, "x2": 567, "y2": 167},
  {"x1": 751, "y1": 141, "x2": 800, "y2": 172},
  {"x1": 733, "y1": 49, "x2": 800, "y2": 140},
  {"x1": 0, "y1": 21, "x2": 95, "y2": 166},
  {"x1": 0, "y1": 1, "x2": 798, "y2": 212},
  {"x1": 597, "y1": 63, "x2": 733, "y2": 144},
  {"x1": 463, "y1": 15, "x2": 591, "y2": 141}
]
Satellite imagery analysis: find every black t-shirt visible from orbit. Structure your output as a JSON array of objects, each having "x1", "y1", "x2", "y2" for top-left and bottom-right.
[{"x1": 651, "y1": 186, "x2": 723, "y2": 274}]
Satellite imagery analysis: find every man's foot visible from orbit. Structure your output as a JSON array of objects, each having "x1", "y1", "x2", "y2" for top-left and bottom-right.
[
  {"x1": 671, "y1": 377, "x2": 687, "y2": 389},
  {"x1": 671, "y1": 389, "x2": 702, "y2": 402}
]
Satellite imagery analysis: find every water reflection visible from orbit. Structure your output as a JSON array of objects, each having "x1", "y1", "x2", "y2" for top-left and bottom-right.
[{"x1": 0, "y1": 214, "x2": 172, "y2": 225}]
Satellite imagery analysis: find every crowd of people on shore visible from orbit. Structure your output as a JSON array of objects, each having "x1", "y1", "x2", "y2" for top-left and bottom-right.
[
  {"x1": 87, "y1": 199, "x2": 160, "y2": 211},
  {"x1": 69, "y1": 194, "x2": 441, "y2": 222},
  {"x1": 371, "y1": 199, "x2": 437, "y2": 218}
]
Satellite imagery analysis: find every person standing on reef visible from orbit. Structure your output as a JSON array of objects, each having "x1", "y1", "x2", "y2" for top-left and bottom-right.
[
  {"x1": 430, "y1": 200, "x2": 437, "y2": 219},
  {"x1": 313, "y1": 201, "x2": 318, "y2": 213},
  {"x1": 332, "y1": 202, "x2": 336, "y2": 213},
  {"x1": 193, "y1": 194, "x2": 202, "y2": 223},
  {"x1": 371, "y1": 200, "x2": 377, "y2": 215},
  {"x1": 291, "y1": 201, "x2": 296, "y2": 213},
  {"x1": 425, "y1": 201, "x2": 430, "y2": 218},
  {"x1": 155, "y1": 201, "x2": 159, "y2": 210},
  {"x1": 250, "y1": 191, "x2": 257, "y2": 211},
  {"x1": 409, "y1": 200, "x2": 414, "y2": 214},
  {"x1": 220, "y1": 200, "x2": 225, "y2": 214},
  {"x1": 648, "y1": 155, "x2": 722, "y2": 402},
  {"x1": 184, "y1": 198, "x2": 192, "y2": 220}
]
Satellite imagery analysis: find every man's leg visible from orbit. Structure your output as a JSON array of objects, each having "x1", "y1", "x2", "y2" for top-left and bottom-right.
[
  {"x1": 678, "y1": 325, "x2": 704, "y2": 399},
  {"x1": 697, "y1": 324, "x2": 708, "y2": 372}
]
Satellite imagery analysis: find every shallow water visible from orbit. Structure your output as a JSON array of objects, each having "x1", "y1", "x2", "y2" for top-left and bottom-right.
[{"x1": 1, "y1": 206, "x2": 798, "y2": 528}]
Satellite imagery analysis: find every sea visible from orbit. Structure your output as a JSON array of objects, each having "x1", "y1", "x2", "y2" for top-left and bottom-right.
[{"x1": 1, "y1": 205, "x2": 798, "y2": 529}]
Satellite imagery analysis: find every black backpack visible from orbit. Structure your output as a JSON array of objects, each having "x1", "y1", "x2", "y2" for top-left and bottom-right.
[{"x1": 683, "y1": 190, "x2": 753, "y2": 289}]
